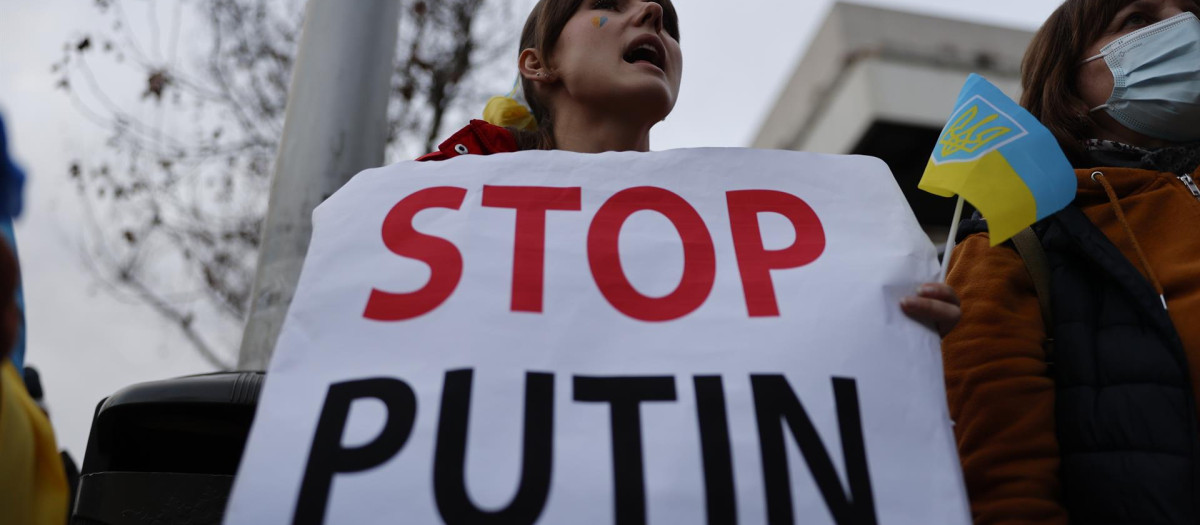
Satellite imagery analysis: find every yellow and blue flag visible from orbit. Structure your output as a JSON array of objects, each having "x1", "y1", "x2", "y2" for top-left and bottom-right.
[{"x1": 918, "y1": 74, "x2": 1076, "y2": 245}]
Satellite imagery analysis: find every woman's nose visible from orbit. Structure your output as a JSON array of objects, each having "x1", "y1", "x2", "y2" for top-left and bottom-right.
[{"x1": 635, "y1": 1, "x2": 664, "y2": 33}]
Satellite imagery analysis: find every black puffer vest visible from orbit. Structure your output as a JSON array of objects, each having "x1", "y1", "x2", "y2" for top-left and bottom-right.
[{"x1": 959, "y1": 206, "x2": 1200, "y2": 524}]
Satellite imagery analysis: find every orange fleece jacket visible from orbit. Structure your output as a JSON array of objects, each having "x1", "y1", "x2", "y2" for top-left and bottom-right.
[{"x1": 944, "y1": 165, "x2": 1200, "y2": 525}]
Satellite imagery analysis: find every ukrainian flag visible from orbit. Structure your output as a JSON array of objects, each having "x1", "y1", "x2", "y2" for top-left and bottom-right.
[{"x1": 918, "y1": 74, "x2": 1076, "y2": 245}]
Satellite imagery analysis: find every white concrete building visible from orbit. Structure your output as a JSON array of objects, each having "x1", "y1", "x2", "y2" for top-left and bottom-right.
[{"x1": 753, "y1": 2, "x2": 1035, "y2": 243}]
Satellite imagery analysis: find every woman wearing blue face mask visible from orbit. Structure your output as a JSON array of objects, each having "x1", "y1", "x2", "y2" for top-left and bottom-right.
[{"x1": 943, "y1": 1, "x2": 1200, "y2": 524}]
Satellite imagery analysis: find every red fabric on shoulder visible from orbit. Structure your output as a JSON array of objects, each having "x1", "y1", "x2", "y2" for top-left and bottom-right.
[
  {"x1": 416, "y1": 119, "x2": 518, "y2": 161},
  {"x1": 416, "y1": 150, "x2": 451, "y2": 162}
]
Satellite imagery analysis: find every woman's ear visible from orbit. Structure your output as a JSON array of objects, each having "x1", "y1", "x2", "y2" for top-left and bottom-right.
[{"x1": 519, "y1": 48, "x2": 557, "y2": 84}]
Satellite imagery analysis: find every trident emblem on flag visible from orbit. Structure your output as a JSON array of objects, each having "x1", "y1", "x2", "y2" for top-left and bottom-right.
[{"x1": 931, "y1": 95, "x2": 1027, "y2": 165}]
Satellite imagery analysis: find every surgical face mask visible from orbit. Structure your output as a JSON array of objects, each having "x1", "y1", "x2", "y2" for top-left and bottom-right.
[{"x1": 1081, "y1": 12, "x2": 1200, "y2": 142}]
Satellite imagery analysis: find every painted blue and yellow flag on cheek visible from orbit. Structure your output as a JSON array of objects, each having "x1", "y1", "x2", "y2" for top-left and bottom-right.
[{"x1": 918, "y1": 74, "x2": 1076, "y2": 246}]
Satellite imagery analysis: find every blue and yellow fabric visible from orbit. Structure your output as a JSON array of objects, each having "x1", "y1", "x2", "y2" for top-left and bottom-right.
[
  {"x1": 0, "y1": 113, "x2": 67, "y2": 525},
  {"x1": 482, "y1": 77, "x2": 538, "y2": 131},
  {"x1": 1, "y1": 361, "x2": 68, "y2": 525},
  {"x1": 918, "y1": 74, "x2": 1077, "y2": 245}
]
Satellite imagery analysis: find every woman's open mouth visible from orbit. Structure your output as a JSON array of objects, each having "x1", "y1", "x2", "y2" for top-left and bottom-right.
[{"x1": 622, "y1": 35, "x2": 667, "y2": 72}]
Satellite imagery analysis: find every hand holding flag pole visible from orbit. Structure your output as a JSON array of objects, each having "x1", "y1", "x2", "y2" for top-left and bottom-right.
[{"x1": 919, "y1": 74, "x2": 1077, "y2": 281}]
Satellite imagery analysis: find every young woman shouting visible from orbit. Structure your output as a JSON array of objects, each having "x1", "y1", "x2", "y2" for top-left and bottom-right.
[{"x1": 419, "y1": 0, "x2": 961, "y2": 333}]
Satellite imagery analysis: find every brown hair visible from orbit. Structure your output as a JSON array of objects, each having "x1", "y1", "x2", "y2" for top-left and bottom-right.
[
  {"x1": 511, "y1": 0, "x2": 680, "y2": 150},
  {"x1": 1020, "y1": 0, "x2": 1135, "y2": 162}
]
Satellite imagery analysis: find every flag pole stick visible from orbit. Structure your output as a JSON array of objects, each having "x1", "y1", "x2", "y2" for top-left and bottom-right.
[{"x1": 939, "y1": 195, "x2": 965, "y2": 282}]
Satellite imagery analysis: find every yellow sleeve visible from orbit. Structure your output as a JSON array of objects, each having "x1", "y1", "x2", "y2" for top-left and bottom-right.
[{"x1": 0, "y1": 360, "x2": 68, "y2": 525}]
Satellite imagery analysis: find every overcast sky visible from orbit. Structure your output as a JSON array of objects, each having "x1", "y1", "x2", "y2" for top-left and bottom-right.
[{"x1": 0, "y1": 0, "x2": 1059, "y2": 458}]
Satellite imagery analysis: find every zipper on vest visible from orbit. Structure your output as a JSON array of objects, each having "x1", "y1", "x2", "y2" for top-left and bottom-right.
[{"x1": 1179, "y1": 174, "x2": 1200, "y2": 201}]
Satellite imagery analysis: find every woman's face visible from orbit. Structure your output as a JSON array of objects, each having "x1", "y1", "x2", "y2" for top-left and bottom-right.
[
  {"x1": 1076, "y1": 0, "x2": 1200, "y2": 144},
  {"x1": 546, "y1": 0, "x2": 683, "y2": 122}
]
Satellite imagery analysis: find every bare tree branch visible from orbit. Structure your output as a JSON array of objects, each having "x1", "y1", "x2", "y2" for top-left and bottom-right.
[
  {"x1": 121, "y1": 272, "x2": 236, "y2": 371},
  {"x1": 58, "y1": 0, "x2": 516, "y2": 365}
]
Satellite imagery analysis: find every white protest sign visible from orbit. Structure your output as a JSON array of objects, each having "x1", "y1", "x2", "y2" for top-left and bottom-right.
[{"x1": 225, "y1": 148, "x2": 969, "y2": 525}]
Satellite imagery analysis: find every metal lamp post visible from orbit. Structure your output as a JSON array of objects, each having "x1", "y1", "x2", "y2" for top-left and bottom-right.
[{"x1": 237, "y1": 0, "x2": 400, "y2": 370}]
